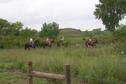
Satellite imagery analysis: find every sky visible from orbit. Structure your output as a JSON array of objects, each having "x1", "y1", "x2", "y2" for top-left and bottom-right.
[{"x1": 0, "y1": 0, "x2": 125, "y2": 31}]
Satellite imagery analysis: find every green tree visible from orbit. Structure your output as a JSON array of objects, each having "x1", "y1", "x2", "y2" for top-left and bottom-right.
[
  {"x1": 117, "y1": 0, "x2": 126, "y2": 13},
  {"x1": 0, "y1": 18, "x2": 10, "y2": 35},
  {"x1": 94, "y1": 0, "x2": 126, "y2": 31},
  {"x1": 0, "y1": 19, "x2": 23, "y2": 36},
  {"x1": 40, "y1": 22, "x2": 60, "y2": 40},
  {"x1": 20, "y1": 28, "x2": 38, "y2": 38},
  {"x1": 10, "y1": 21, "x2": 23, "y2": 36}
]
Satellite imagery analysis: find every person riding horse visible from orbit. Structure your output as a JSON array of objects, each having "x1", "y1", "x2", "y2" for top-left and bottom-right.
[
  {"x1": 85, "y1": 36, "x2": 98, "y2": 47},
  {"x1": 41, "y1": 38, "x2": 52, "y2": 48},
  {"x1": 24, "y1": 39, "x2": 40, "y2": 50},
  {"x1": 29, "y1": 38, "x2": 34, "y2": 47},
  {"x1": 24, "y1": 42, "x2": 35, "y2": 50}
]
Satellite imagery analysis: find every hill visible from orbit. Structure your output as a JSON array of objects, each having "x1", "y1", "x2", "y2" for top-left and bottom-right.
[
  {"x1": 60, "y1": 28, "x2": 82, "y2": 32},
  {"x1": 59, "y1": 28, "x2": 84, "y2": 42}
]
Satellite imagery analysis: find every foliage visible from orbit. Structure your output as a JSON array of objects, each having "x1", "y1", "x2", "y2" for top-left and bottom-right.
[
  {"x1": 0, "y1": 19, "x2": 23, "y2": 36},
  {"x1": 0, "y1": 18, "x2": 40, "y2": 48},
  {"x1": 20, "y1": 28, "x2": 38, "y2": 38},
  {"x1": 0, "y1": 46, "x2": 126, "y2": 84},
  {"x1": 0, "y1": 18, "x2": 11, "y2": 35},
  {"x1": 9, "y1": 21, "x2": 23, "y2": 36},
  {"x1": 0, "y1": 36, "x2": 28, "y2": 48},
  {"x1": 114, "y1": 25, "x2": 126, "y2": 41},
  {"x1": 113, "y1": 25, "x2": 126, "y2": 54},
  {"x1": 117, "y1": 0, "x2": 126, "y2": 14},
  {"x1": 40, "y1": 22, "x2": 60, "y2": 40},
  {"x1": 94, "y1": 0, "x2": 126, "y2": 31}
]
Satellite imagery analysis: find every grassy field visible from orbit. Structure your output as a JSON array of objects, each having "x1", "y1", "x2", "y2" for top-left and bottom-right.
[
  {"x1": 0, "y1": 45, "x2": 126, "y2": 84},
  {"x1": 0, "y1": 26, "x2": 126, "y2": 84}
]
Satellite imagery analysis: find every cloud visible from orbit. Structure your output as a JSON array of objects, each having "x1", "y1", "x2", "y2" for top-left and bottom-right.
[{"x1": 0, "y1": 0, "x2": 125, "y2": 31}]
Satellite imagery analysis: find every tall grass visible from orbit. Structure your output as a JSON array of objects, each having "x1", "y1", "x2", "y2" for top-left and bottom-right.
[{"x1": 0, "y1": 46, "x2": 126, "y2": 84}]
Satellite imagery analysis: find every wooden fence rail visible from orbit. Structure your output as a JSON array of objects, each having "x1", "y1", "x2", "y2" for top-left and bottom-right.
[{"x1": 27, "y1": 61, "x2": 71, "y2": 84}]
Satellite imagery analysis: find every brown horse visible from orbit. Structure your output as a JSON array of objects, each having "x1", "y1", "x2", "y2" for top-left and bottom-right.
[
  {"x1": 41, "y1": 41, "x2": 52, "y2": 48},
  {"x1": 85, "y1": 40, "x2": 98, "y2": 47}
]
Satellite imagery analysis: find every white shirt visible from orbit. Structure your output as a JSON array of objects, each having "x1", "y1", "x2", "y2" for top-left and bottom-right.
[{"x1": 30, "y1": 38, "x2": 33, "y2": 42}]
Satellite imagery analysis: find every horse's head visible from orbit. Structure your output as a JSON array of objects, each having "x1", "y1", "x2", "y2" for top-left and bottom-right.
[
  {"x1": 91, "y1": 40, "x2": 98, "y2": 46},
  {"x1": 93, "y1": 40, "x2": 98, "y2": 44},
  {"x1": 34, "y1": 40, "x2": 39, "y2": 44},
  {"x1": 51, "y1": 40, "x2": 55, "y2": 44},
  {"x1": 34, "y1": 40, "x2": 40, "y2": 46}
]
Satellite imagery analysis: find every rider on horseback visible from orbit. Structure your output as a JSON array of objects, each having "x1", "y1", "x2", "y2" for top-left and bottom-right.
[
  {"x1": 29, "y1": 38, "x2": 34, "y2": 47},
  {"x1": 46, "y1": 37, "x2": 51, "y2": 46},
  {"x1": 88, "y1": 36, "x2": 93, "y2": 42},
  {"x1": 85, "y1": 36, "x2": 98, "y2": 47}
]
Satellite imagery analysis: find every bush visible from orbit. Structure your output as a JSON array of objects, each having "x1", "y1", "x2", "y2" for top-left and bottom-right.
[
  {"x1": 0, "y1": 36, "x2": 28, "y2": 48},
  {"x1": 113, "y1": 25, "x2": 126, "y2": 54},
  {"x1": 114, "y1": 42, "x2": 126, "y2": 55},
  {"x1": 114, "y1": 25, "x2": 126, "y2": 41},
  {"x1": 62, "y1": 40, "x2": 71, "y2": 47}
]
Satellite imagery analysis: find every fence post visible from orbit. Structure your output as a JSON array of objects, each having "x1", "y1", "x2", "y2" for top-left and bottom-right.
[
  {"x1": 28, "y1": 61, "x2": 33, "y2": 84},
  {"x1": 64, "y1": 64, "x2": 71, "y2": 84}
]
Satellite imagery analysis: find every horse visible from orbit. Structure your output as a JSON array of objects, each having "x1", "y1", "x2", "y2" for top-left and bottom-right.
[
  {"x1": 41, "y1": 41, "x2": 52, "y2": 48},
  {"x1": 24, "y1": 42, "x2": 35, "y2": 50},
  {"x1": 24, "y1": 40, "x2": 40, "y2": 50},
  {"x1": 85, "y1": 40, "x2": 98, "y2": 47},
  {"x1": 34, "y1": 40, "x2": 40, "y2": 47}
]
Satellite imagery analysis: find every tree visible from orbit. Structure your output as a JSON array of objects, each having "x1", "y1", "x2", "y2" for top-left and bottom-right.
[
  {"x1": 0, "y1": 18, "x2": 10, "y2": 35},
  {"x1": 94, "y1": 0, "x2": 126, "y2": 31},
  {"x1": 10, "y1": 21, "x2": 23, "y2": 36},
  {"x1": 20, "y1": 28, "x2": 38, "y2": 38},
  {"x1": 0, "y1": 19, "x2": 24, "y2": 36},
  {"x1": 40, "y1": 22, "x2": 60, "y2": 40}
]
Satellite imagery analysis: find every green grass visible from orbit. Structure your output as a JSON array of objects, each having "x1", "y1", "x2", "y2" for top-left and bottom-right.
[{"x1": 0, "y1": 46, "x2": 126, "y2": 84}]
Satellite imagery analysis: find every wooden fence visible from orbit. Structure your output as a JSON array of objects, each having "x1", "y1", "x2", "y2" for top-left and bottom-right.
[{"x1": 27, "y1": 61, "x2": 71, "y2": 84}]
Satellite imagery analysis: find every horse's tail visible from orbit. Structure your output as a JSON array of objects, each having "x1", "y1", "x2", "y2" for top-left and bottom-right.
[{"x1": 24, "y1": 43, "x2": 27, "y2": 50}]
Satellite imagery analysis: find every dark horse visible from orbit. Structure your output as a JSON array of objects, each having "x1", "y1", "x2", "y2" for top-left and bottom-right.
[
  {"x1": 85, "y1": 40, "x2": 98, "y2": 47},
  {"x1": 24, "y1": 40, "x2": 40, "y2": 50},
  {"x1": 41, "y1": 41, "x2": 52, "y2": 48}
]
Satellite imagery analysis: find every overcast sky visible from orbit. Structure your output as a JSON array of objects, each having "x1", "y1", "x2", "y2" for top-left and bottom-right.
[{"x1": 0, "y1": 0, "x2": 125, "y2": 31}]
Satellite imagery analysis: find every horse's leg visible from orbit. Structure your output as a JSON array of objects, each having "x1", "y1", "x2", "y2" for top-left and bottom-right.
[
  {"x1": 33, "y1": 44, "x2": 35, "y2": 49},
  {"x1": 25, "y1": 45, "x2": 28, "y2": 50},
  {"x1": 43, "y1": 45, "x2": 45, "y2": 48},
  {"x1": 25, "y1": 45, "x2": 27, "y2": 50},
  {"x1": 28, "y1": 46, "x2": 30, "y2": 50}
]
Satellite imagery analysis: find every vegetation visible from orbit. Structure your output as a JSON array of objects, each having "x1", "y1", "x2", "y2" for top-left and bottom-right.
[
  {"x1": 0, "y1": 19, "x2": 60, "y2": 48},
  {"x1": 94, "y1": 0, "x2": 126, "y2": 31},
  {"x1": 40, "y1": 22, "x2": 60, "y2": 40},
  {"x1": 113, "y1": 25, "x2": 126, "y2": 54},
  {"x1": 0, "y1": 25, "x2": 126, "y2": 84},
  {"x1": 0, "y1": 0, "x2": 126, "y2": 83},
  {"x1": 0, "y1": 45, "x2": 126, "y2": 84}
]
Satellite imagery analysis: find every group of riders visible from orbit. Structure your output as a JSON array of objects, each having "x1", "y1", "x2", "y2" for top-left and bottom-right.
[
  {"x1": 25, "y1": 36, "x2": 65, "y2": 50},
  {"x1": 25, "y1": 36, "x2": 98, "y2": 50}
]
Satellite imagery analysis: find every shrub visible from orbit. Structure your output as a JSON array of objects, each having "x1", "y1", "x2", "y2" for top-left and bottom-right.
[
  {"x1": 62, "y1": 40, "x2": 71, "y2": 47},
  {"x1": 113, "y1": 25, "x2": 126, "y2": 54},
  {"x1": 114, "y1": 25, "x2": 126, "y2": 41}
]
